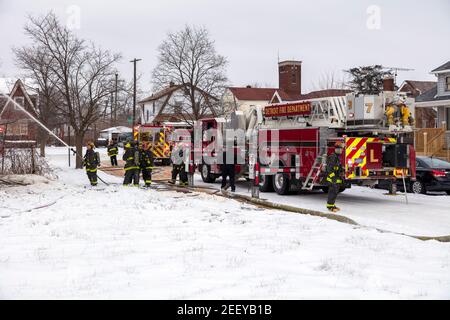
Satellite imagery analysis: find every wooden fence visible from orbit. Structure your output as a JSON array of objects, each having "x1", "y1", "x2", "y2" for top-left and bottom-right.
[{"x1": 415, "y1": 127, "x2": 449, "y2": 160}]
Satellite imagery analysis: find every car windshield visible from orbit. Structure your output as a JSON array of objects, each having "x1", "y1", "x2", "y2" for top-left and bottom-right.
[{"x1": 418, "y1": 157, "x2": 450, "y2": 169}]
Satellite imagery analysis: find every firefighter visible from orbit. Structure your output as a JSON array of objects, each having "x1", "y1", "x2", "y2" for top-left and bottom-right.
[
  {"x1": 221, "y1": 146, "x2": 236, "y2": 192},
  {"x1": 107, "y1": 139, "x2": 119, "y2": 166},
  {"x1": 324, "y1": 142, "x2": 345, "y2": 212},
  {"x1": 83, "y1": 142, "x2": 100, "y2": 186},
  {"x1": 140, "y1": 141, "x2": 154, "y2": 187},
  {"x1": 123, "y1": 140, "x2": 140, "y2": 186},
  {"x1": 169, "y1": 141, "x2": 188, "y2": 186}
]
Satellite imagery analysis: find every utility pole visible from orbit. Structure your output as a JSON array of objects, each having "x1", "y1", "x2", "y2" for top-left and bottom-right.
[
  {"x1": 110, "y1": 92, "x2": 114, "y2": 127},
  {"x1": 130, "y1": 58, "x2": 142, "y2": 127},
  {"x1": 114, "y1": 73, "x2": 118, "y2": 124}
]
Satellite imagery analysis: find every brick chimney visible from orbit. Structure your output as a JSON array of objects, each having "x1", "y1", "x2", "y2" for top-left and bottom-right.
[
  {"x1": 383, "y1": 76, "x2": 395, "y2": 92},
  {"x1": 278, "y1": 60, "x2": 302, "y2": 96}
]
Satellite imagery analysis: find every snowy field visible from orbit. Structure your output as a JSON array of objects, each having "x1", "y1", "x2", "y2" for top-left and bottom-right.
[
  {"x1": 0, "y1": 147, "x2": 449, "y2": 299},
  {"x1": 195, "y1": 175, "x2": 450, "y2": 237}
]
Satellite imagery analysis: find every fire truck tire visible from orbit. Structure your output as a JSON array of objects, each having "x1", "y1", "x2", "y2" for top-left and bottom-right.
[
  {"x1": 200, "y1": 164, "x2": 216, "y2": 183},
  {"x1": 273, "y1": 173, "x2": 291, "y2": 195},
  {"x1": 259, "y1": 175, "x2": 274, "y2": 192}
]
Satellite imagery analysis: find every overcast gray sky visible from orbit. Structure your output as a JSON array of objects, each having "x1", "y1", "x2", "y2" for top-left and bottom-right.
[{"x1": 0, "y1": 0, "x2": 449, "y2": 95}]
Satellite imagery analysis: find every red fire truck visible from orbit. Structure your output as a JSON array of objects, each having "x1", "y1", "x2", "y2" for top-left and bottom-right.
[{"x1": 195, "y1": 90, "x2": 416, "y2": 195}]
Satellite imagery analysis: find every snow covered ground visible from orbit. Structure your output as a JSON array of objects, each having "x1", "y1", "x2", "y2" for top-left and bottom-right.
[
  {"x1": 0, "y1": 147, "x2": 449, "y2": 299},
  {"x1": 195, "y1": 177, "x2": 450, "y2": 237}
]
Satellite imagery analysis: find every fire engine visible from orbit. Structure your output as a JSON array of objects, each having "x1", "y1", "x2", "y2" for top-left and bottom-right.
[
  {"x1": 194, "y1": 86, "x2": 417, "y2": 195},
  {"x1": 134, "y1": 122, "x2": 194, "y2": 165},
  {"x1": 133, "y1": 124, "x2": 173, "y2": 165}
]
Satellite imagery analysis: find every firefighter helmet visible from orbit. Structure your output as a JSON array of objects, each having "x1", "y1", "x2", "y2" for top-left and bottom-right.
[{"x1": 334, "y1": 141, "x2": 344, "y2": 149}]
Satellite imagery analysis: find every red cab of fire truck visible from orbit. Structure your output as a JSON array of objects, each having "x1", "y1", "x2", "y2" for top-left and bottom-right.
[{"x1": 197, "y1": 117, "x2": 245, "y2": 183}]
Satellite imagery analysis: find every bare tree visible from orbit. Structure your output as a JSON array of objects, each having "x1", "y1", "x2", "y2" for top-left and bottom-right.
[
  {"x1": 22, "y1": 12, "x2": 121, "y2": 168},
  {"x1": 13, "y1": 45, "x2": 63, "y2": 157},
  {"x1": 152, "y1": 25, "x2": 228, "y2": 125},
  {"x1": 310, "y1": 70, "x2": 349, "y2": 91}
]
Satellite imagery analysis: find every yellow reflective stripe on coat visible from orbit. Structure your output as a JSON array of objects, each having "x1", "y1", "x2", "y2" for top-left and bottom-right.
[
  {"x1": 124, "y1": 166, "x2": 139, "y2": 171},
  {"x1": 86, "y1": 169, "x2": 97, "y2": 172}
]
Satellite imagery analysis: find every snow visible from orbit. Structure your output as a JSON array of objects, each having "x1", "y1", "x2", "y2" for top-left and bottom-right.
[
  {"x1": 195, "y1": 177, "x2": 450, "y2": 237},
  {"x1": 0, "y1": 147, "x2": 449, "y2": 299},
  {"x1": 0, "y1": 174, "x2": 51, "y2": 186}
]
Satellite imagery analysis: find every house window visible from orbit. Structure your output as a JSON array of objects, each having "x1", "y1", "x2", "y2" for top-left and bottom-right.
[
  {"x1": 174, "y1": 105, "x2": 182, "y2": 114},
  {"x1": 14, "y1": 97, "x2": 25, "y2": 110},
  {"x1": 6, "y1": 121, "x2": 28, "y2": 136},
  {"x1": 19, "y1": 121, "x2": 28, "y2": 135},
  {"x1": 446, "y1": 77, "x2": 450, "y2": 91}
]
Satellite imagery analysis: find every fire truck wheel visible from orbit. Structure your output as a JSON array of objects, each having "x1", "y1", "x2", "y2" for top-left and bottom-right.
[
  {"x1": 200, "y1": 164, "x2": 216, "y2": 183},
  {"x1": 259, "y1": 175, "x2": 274, "y2": 192},
  {"x1": 273, "y1": 173, "x2": 291, "y2": 195}
]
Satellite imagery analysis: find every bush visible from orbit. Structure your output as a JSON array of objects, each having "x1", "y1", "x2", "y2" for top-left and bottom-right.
[{"x1": 0, "y1": 148, "x2": 55, "y2": 179}]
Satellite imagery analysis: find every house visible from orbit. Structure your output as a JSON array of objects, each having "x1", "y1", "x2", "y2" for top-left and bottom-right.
[
  {"x1": 138, "y1": 82, "x2": 219, "y2": 125},
  {"x1": 414, "y1": 61, "x2": 450, "y2": 160},
  {"x1": 222, "y1": 86, "x2": 278, "y2": 113},
  {"x1": 223, "y1": 60, "x2": 351, "y2": 112},
  {"x1": 0, "y1": 79, "x2": 39, "y2": 147},
  {"x1": 398, "y1": 80, "x2": 437, "y2": 128}
]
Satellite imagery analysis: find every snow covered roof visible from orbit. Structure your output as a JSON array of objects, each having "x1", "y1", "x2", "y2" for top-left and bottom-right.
[
  {"x1": 99, "y1": 126, "x2": 132, "y2": 133},
  {"x1": 431, "y1": 61, "x2": 450, "y2": 74}
]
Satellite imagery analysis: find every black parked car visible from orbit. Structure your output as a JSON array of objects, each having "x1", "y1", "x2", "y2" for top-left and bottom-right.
[{"x1": 378, "y1": 156, "x2": 450, "y2": 195}]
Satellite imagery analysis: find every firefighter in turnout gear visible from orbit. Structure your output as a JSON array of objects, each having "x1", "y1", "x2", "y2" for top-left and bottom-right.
[
  {"x1": 324, "y1": 142, "x2": 345, "y2": 212},
  {"x1": 83, "y1": 142, "x2": 100, "y2": 186},
  {"x1": 140, "y1": 141, "x2": 154, "y2": 187},
  {"x1": 123, "y1": 140, "x2": 140, "y2": 186},
  {"x1": 169, "y1": 142, "x2": 188, "y2": 186},
  {"x1": 107, "y1": 139, "x2": 119, "y2": 166}
]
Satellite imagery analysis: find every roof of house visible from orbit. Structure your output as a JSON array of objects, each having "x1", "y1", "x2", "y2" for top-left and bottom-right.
[
  {"x1": 431, "y1": 61, "x2": 450, "y2": 74},
  {"x1": 228, "y1": 87, "x2": 278, "y2": 101},
  {"x1": 273, "y1": 88, "x2": 351, "y2": 103},
  {"x1": 100, "y1": 126, "x2": 132, "y2": 133},
  {"x1": 415, "y1": 86, "x2": 450, "y2": 103},
  {"x1": 138, "y1": 85, "x2": 182, "y2": 104},
  {"x1": 138, "y1": 83, "x2": 218, "y2": 104},
  {"x1": 0, "y1": 79, "x2": 38, "y2": 118},
  {"x1": 399, "y1": 80, "x2": 437, "y2": 96},
  {"x1": 301, "y1": 89, "x2": 352, "y2": 100}
]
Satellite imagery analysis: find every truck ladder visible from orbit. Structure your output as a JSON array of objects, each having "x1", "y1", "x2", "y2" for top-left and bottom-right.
[{"x1": 301, "y1": 154, "x2": 326, "y2": 191}]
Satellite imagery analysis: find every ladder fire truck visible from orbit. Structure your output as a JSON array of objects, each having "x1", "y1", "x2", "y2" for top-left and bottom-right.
[{"x1": 194, "y1": 86, "x2": 417, "y2": 195}]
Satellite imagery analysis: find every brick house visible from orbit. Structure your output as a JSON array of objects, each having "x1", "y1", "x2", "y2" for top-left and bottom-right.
[{"x1": 0, "y1": 79, "x2": 39, "y2": 146}]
